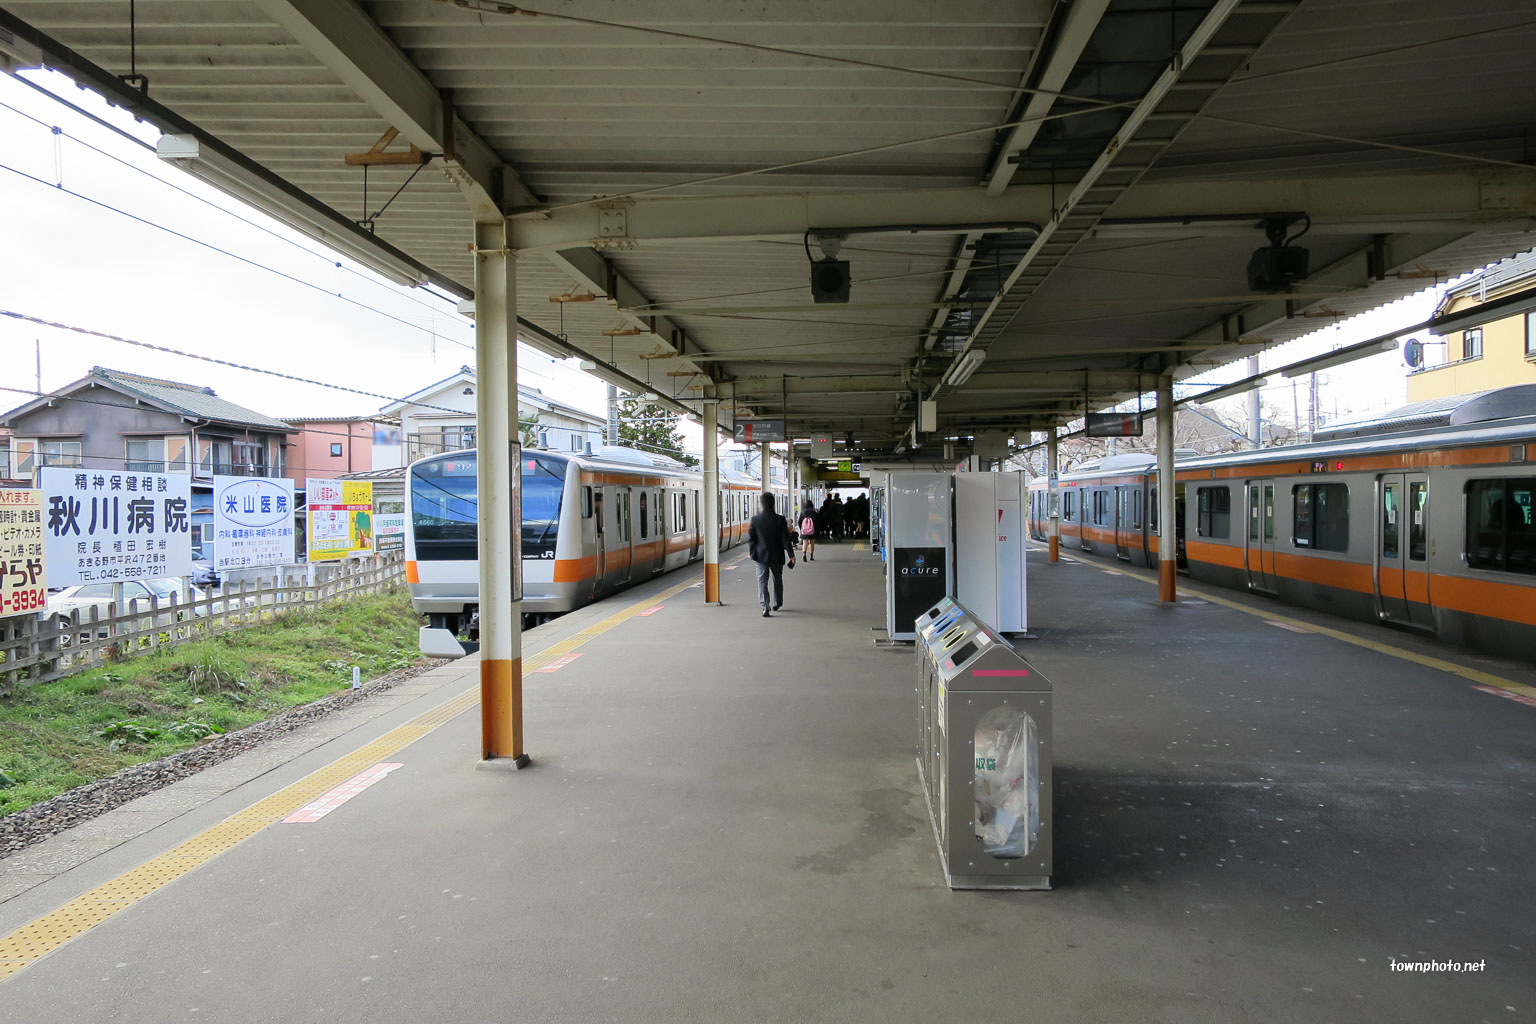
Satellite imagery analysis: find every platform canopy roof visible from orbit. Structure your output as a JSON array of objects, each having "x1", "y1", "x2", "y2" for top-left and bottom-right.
[{"x1": 4, "y1": 0, "x2": 1535, "y2": 458}]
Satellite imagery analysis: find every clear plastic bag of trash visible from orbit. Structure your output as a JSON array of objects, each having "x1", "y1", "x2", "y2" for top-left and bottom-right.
[{"x1": 974, "y1": 707, "x2": 1040, "y2": 858}]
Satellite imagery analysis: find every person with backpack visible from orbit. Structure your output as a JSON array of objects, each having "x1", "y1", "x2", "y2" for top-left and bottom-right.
[{"x1": 798, "y1": 502, "x2": 819, "y2": 561}]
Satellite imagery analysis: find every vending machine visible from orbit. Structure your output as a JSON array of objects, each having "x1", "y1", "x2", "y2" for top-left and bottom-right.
[{"x1": 884, "y1": 472, "x2": 953, "y2": 641}]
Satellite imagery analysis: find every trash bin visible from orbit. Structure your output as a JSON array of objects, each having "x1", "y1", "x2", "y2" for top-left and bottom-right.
[{"x1": 916, "y1": 596, "x2": 1052, "y2": 890}]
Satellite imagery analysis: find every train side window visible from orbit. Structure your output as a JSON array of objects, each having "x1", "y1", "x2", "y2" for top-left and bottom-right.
[
  {"x1": 1293, "y1": 483, "x2": 1349, "y2": 552},
  {"x1": 1381, "y1": 484, "x2": 1399, "y2": 558},
  {"x1": 1149, "y1": 486, "x2": 1157, "y2": 530},
  {"x1": 581, "y1": 486, "x2": 593, "y2": 519},
  {"x1": 1131, "y1": 488, "x2": 1142, "y2": 530},
  {"x1": 1196, "y1": 485, "x2": 1230, "y2": 539},
  {"x1": 1248, "y1": 484, "x2": 1260, "y2": 542},
  {"x1": 1465, "y1": 477, "x2": 1535, "y2": 575},
  {"x1": 1062, "y1": 491, "x2": 1075, "y2": 522},
  {"x1": 1408, "y1": 482, "x2": 1427, "y2": 561},
  {"x1": 639, "y1": 491, "x2": 649, "y2": 539},
  {"x1": 1092, "y1": 490, "x2": 1107, "y2": 526}
]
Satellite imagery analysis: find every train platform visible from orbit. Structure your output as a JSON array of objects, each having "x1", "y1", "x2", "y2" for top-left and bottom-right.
[{"x1": 2, "y1": 544, "x2": 1534, "y2": 1023}]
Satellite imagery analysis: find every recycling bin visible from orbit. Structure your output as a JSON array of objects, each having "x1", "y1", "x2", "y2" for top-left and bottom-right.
[{"x1": 916, "y1": 597, "x2": 1052, "y2": 890}]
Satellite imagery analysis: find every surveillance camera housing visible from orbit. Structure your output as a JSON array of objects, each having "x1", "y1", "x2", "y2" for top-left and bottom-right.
[
  {"x1": 810, "y1": 258, "x2": 851, "y2": 303},
  {"x1": 1247, "y1": 245, "x2": 1309, "y2": 293}
]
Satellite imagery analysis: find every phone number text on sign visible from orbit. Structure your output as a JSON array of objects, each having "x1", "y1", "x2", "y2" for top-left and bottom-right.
[{"x1": 0, "y1": 488, "x2": 47, "y2": 617}]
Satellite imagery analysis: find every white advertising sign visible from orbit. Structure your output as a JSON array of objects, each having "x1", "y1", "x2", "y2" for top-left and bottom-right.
[
  {"x1": 213, "y1": 476, "x2": 297, "y2": 571},
  {"x1": 40, "y1": 467, "x2": 193, "y2": 586}
]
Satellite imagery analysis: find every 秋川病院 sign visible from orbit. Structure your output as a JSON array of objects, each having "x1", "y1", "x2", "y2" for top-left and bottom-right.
[{"x1": 40, "y1": 469, "x2": 193, "y2": 586}]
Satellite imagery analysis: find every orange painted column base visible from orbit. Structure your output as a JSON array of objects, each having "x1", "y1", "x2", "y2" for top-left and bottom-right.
[
  {"x1": 704, "y1": 562, "x2": 720, "y2": 603},
  {"x1": 1048, "y1": 535, "x2": 1059, "y2": 562},
  {"x1": 1158, "y1": 559, "x2": 1177, "y2": 603},
  {"x1": 479, "y1": 657, "x2": 527, "y2": 766}
]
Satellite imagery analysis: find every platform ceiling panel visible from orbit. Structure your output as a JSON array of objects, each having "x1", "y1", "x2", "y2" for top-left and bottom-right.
[{"x1": 5, "y1": 0, "x2": 1536, "y2": 453}]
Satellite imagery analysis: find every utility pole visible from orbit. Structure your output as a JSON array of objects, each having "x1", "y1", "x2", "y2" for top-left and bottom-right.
[
  {"x1": 605, "y1": 382, "x2": 618, "y2": 445},
  {"x1": 1308, "y1": 372, "x2": 1319, "y2": 440},
  {"x1": 35, "y1": 339, "x2": 41, "y2": 394},
  {"x1": 1246, "y1": 354, "x2": 1261, "y2": 448}
]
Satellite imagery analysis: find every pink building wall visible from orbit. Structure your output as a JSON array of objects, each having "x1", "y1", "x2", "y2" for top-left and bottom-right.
[{"x1": 285, "y1": 420, "x2": 374, "y2": 483}]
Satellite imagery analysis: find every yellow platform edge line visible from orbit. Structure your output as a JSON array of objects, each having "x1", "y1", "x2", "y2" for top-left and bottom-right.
[
  {"x1": 0, "y1": 569, "x2": 712, "y2": 982},
  {"x1": 1055, "y1": 552, "x2": 1536, "y2": 701}
]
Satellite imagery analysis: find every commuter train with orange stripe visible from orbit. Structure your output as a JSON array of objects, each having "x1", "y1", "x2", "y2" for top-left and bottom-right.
[
  {"x1": 406, "y1": 447, "x2": 788, "y2": 657},
  {"x1": 1026, "y1": 386, "x2": 1536, "y2": 661}
]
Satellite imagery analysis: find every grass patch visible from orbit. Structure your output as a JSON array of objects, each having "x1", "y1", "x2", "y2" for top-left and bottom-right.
[{"x1": 0, "y1": 589, "x2": 423, "y2": 817}]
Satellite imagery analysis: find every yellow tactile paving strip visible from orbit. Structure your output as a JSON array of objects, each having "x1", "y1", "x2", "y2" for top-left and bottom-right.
[
  {"x1": 0, "y1": 569, "x2": 716, "y2": 982},
  {"x1": 1061, "y1": 551, "x2": 1536, "y2": 701}
]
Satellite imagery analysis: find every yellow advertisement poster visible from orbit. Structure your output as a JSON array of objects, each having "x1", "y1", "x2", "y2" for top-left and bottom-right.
[{"x1": 305, "y1": 478, "x2": 374, "y2": 562}]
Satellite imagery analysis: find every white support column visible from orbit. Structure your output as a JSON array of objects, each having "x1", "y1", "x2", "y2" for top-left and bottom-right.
[
  {"x1": 760, "y1": 442, "x2": 770, "y2": 496},
  {"x1": 1157, "y1": 374, "x2": 1177, "y2": 603},
  {"x1": 1046, "y1": 430, "x2": 1060, "y2": 563},
  {"x1": 702, "y1": 398, "x2": 721, "y2": 604},
  {"x1": 473, "y1": 219, "x2": 528, "y2": 769}
]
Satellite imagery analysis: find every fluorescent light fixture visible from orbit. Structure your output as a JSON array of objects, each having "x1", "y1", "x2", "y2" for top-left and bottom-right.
[
  {"x1": 945, "y1": 348, "x2": 987, "y2": 387},
  {"x1": 1195, "y1": 376, "x2": 1268, "y2": 403},
  {"x1": 1278, "y1": 338, "x2": 1396, "y2": 378},
  {"x1": 155, "y1": 133, "x2": 430, "y2": 289}
]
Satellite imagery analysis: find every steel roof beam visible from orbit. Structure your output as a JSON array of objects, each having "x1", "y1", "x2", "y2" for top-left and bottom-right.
[
  {"x1": 727, "y1": 370, "x2": 1146, "y2": 399},
  {"x1": 253, "y1": 0, "x2": 538, "y2": 217},
  {"x1": 506, "y1": 172, "x2": 1536, "y2": 253},
  {"x1": 983, "y1": 0, "x2": 1112, "y2": 195}
]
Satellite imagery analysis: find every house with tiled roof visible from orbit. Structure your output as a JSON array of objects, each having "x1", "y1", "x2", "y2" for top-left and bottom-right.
[{"x1": 0, "y1": 367, "x2": 294, "y2": 557}]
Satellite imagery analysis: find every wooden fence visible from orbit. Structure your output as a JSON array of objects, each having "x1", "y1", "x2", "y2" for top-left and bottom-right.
[{"x1": 0, "y1": 556, "x2": 406, "y2": 692}]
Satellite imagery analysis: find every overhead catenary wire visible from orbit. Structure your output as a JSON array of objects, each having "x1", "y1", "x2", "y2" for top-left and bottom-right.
[
  {"x1": 0, "y1": 155, "x2": 474, "y2": 350},
  {"x1": 0, "y1": 309, "x2": 479, "y2": 417}
]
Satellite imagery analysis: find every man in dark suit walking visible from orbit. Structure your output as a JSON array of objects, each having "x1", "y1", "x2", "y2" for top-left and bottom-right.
[{"x1": 748, "y1": 493, "x2": 796, "y2": 617}]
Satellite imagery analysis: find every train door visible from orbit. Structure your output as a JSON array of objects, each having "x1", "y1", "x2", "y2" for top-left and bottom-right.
[
  {"x1": 1376, "y1": 473, "x2": 1432, "y2": 628},
  {"x1": 592, "y1": 488, "x2": 607, "y2": 597},
  {"x1": 1245, "y1": 479, "x2": 1277, "y2": 592},
  {"x1": 1114, "y1": 486, "x2": 1132, "y2": 560},
  {"x1": 610, "y1": 486, "x2": 633, "y2": 588}
]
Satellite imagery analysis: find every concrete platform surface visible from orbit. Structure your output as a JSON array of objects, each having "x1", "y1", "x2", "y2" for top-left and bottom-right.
[{"x1": 1, "y1": 544, "x2": 1532, "y2": 1023}]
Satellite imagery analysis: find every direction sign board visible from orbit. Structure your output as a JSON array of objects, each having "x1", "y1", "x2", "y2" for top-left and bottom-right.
[{"x1": 733, "y1": 420, "x2": 785, "y2": 444}]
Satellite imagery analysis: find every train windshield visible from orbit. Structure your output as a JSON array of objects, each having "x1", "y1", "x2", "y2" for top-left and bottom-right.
[{"x1": 410, "y1": 452, "x2": 566, "y2": 560}]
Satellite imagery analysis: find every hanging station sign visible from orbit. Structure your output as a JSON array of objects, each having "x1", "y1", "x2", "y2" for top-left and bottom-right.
[
  {"x1": 1084, "y1": 412, "x2": 1145, "y2": 438},
  {"x1": 39, "y1": 468, "x2": 193, "y2": 586},
  {"x1": 733, "y1": 420, "x2": 786, "y2": 444}
]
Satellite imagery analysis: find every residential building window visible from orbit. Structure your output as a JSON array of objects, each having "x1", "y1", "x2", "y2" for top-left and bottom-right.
[
  {"x1": 570, "y1": 432, "x2": 581, "y2": 452},
  {"x1": 1527, "y1": 312, "x2": 1536, "y2": 357},
  {"x1": 1196, "y1": 485, "x2": 1231, "y2": 539},
  {"x1": 330, "y1": 443, "x2": 344, "y2": 457},
  {"x1": 166, "y1": 436, "x2": 189, "y2": 474},
  {"x1": 37, "y1": 440, "x2": 82, "y2": 468},
  {"x1": 233, "y1": 440, "x2": 266, "y2": 475},
  {"x1": 1293, "y1": 482, "x2": 1350, "y2": 552},
  {"x1": 1463, "y1": 328, "x2": 1482, "y2": 360},
  {"x1": 125, "y1": 438, "x2": 166, "y2": 472},
  {"x1": 1465, "y1": 477, "x2": 1535, "y2": 575}
]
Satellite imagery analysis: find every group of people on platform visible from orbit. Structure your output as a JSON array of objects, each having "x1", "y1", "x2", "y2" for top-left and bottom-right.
[
  {"x1": 794, "y1": 492, "x2": 869, "y2": 560},
  {"x1": 746, "y1": 490, "x2": 871, "y2": 618}
]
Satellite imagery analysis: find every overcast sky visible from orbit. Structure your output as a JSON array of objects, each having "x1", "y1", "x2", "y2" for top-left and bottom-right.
[
  {"x1": 0, "y1": 69, "x2": 608, "y2": 425},
  {"x1": 0, "y1": 67, "x2": 1500, "y2": 453}
]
